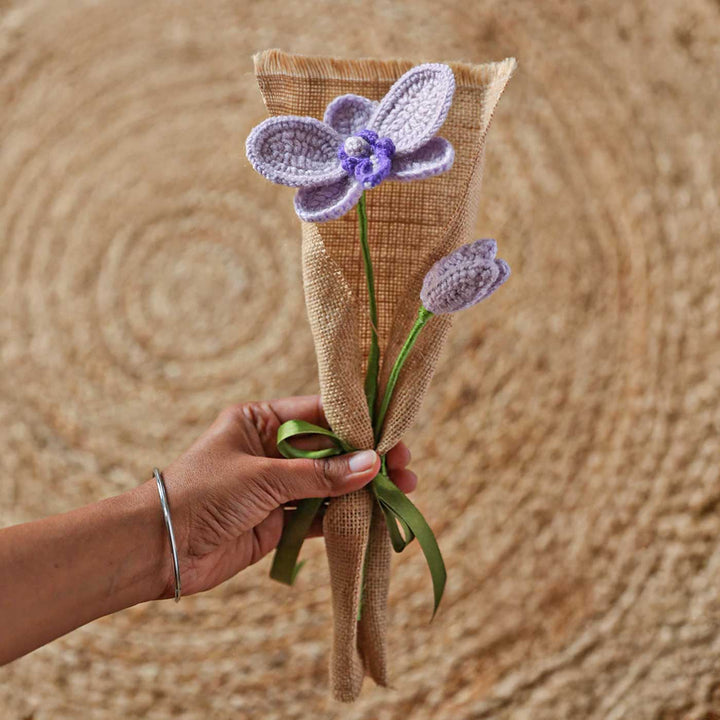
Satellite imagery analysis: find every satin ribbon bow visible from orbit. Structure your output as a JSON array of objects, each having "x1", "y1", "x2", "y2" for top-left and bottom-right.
[{"x1": 270, "y1": 419, "x2": 446, "y2": 617}]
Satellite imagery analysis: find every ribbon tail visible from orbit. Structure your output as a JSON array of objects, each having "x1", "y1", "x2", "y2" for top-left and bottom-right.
[
  {"x1": 270, "y1": 497, "x2": 324, "y2": 585},
  {"x1": 271, "y1": 420, "x2": 351, "y2": 585},
  {"x1": 372, "y1": 472, "x2": 446, "y2": 618},
  {"x1": 375, "y1": 495, "x2": 415, "y2": 552}
]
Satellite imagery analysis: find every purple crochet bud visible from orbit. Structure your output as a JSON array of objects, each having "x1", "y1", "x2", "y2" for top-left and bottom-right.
[{"x1": 420, "y1": 239, "x2": 510, "y2": 315}]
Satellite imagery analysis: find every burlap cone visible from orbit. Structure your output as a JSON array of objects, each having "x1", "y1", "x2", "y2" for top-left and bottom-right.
[{"x1": 252, "y1": 48, "x2": 515, "y2": 701}]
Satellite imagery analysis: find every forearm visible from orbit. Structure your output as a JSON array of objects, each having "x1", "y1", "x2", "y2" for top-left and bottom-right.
[{"x1": 0, "y1": 480, "x2": 171, "y2": 665}]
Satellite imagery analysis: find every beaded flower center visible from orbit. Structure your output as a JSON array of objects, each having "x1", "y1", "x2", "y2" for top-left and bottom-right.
[{"x1": 337, "y1": 129, "x2": 396, "y2": 189}]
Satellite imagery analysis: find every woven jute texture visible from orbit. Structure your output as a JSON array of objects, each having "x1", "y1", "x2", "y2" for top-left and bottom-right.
[
  {"x1": 2, "y1": 1, "x2": 720, "y2": 719},
  {"x1": 253, "y1": 49, "x2": 515, "y2": 701}
]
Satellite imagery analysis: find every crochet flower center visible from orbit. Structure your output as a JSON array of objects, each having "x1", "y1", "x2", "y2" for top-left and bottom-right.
[{"x1": 337, "y1": 129, "x2": 396, "y2": 189}]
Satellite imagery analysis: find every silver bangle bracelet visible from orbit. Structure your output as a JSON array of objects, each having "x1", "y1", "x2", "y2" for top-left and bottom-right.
[{"x1": 153, "y1": 468, "x2": 182, "y2": 602}]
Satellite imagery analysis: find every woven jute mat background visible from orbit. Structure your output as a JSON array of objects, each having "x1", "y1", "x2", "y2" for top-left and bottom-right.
[{"x1": 1, "y1": 1, "x2": 719, "y2": 719}]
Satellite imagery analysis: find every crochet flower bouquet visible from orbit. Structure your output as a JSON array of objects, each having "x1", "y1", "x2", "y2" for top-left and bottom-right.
[{"x1": 245, "y1": 49, "x2": 515, "y2": 701}]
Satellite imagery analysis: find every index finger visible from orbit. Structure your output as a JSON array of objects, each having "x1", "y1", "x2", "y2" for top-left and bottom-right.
[{"x1": 267, "y1": 395, "x2": 328, "y2": 428}]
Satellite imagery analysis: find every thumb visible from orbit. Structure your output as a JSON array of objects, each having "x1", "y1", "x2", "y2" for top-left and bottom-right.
[{"x1": 259, "y1": 450, "x2": 380, "y2": 505}]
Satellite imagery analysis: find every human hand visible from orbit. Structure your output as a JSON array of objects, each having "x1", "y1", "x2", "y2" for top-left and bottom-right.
[{"x1": 155, "y1": 396, "x2": 415, "y2": 599}]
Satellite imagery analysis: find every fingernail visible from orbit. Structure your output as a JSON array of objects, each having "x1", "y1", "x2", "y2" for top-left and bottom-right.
[{"x1": 347, "y1": 450, "x2": 378, "y2": 474}]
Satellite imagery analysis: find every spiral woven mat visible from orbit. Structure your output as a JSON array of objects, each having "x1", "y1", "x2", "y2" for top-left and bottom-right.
[{"x1": 1, "y1": 1, "x2": 719, "y2": 718}]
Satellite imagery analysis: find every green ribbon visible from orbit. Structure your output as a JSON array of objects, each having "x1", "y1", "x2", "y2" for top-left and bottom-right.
[
  {"x1": 269, "y1": 419, "x2": 447, "y2": 618},
  {"x1": 276, "y1": 418, "x2": 353, "y2": 458}
]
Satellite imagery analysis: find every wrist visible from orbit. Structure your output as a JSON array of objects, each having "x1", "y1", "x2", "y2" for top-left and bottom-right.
[{"x1": 118, "y1": 480, "x2": 177, "y2": 603}]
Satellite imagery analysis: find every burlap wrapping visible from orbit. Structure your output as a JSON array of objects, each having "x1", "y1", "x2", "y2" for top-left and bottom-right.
[{"x1": 253, "y1": 48, "x2": 515, "y2": 701}]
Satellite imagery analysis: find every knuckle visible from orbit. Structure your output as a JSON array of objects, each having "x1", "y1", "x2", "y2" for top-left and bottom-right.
[
  {"x1": 227, "y1": 401, "x2": 282, "y2": 454},
  {"x1": 312, "y1": 457, "x2": 337, "y2": 493},
  {"x1": 217, "y1": 404, "x2": 244, "y2": 427}
]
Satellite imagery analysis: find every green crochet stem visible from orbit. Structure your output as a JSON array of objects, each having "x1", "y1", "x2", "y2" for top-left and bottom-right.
[
  {"x1": 373, "y1": 306, "x2": 434, "y2": 443},
  {"x1": 356, "y1": 192, "x2": 379, "y2": 621},
  {"x1": 357, "y1": 192, "x2": 381, "y2": 417}
]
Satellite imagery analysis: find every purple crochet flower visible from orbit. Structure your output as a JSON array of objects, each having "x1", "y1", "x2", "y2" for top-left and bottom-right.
[
  {"x1": 245, "y1": 64, "x2": 456, "y2": 223},
  {"x1": 420, "y1": 239, "x2": 510, "y2": 315}
]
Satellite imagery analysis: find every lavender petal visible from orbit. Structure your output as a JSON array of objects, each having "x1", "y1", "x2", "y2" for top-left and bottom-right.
[
  {"x1": 367, "y1": 64, "x2": 455, "y2": 155},
  {"x1": 245, "y1": 116, "x2": 345, "y2": 188},
  {"x1": 387, "y1": 136, "x2": 455, "y2": 182},
  {"x1": 323, "y1": 94, "x2": 378, "y2": 138},
  {"x1": 294, "y1": 175, "x2": 364, "y2": 223}
]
